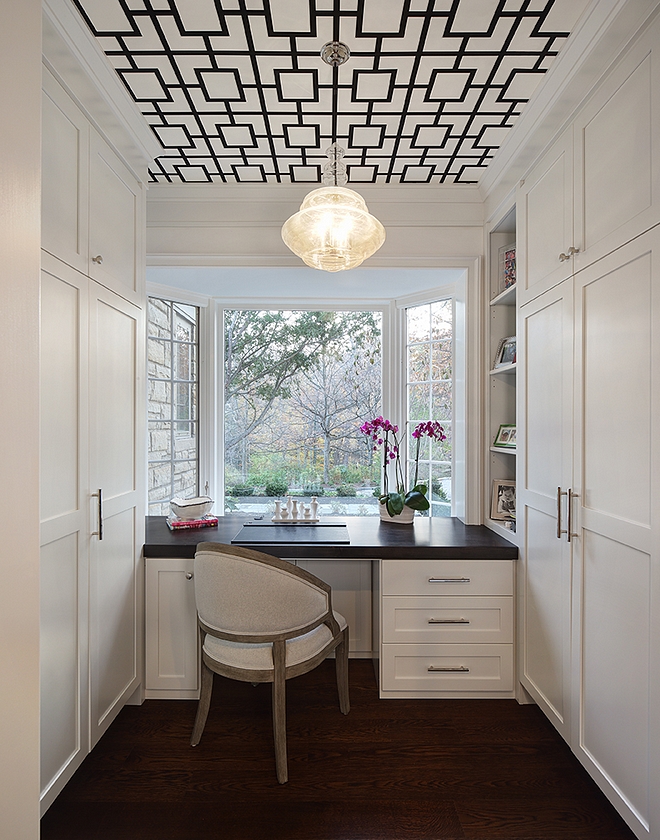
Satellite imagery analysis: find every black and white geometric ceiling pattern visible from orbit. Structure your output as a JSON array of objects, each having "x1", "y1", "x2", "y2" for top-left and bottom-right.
[{"x1": 73, "y1": 0, "x2": 586, "y2": 185}]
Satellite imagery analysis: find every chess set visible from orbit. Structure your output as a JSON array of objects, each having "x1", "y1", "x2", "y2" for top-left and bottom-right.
[{"x1": 272, "y1": 496, "x2": 319, "y2": 524}]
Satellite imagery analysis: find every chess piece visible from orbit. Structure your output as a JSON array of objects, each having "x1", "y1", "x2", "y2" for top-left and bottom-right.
[
  {"x1": 291, "y1": 499, "x2": 298, "y2": 520},
  {"x1": 274, "y1": 500, "x2": 282, "y2": 520},
  {"x1": 310, "y1": 496, "x2": 318, "y2": 520}
]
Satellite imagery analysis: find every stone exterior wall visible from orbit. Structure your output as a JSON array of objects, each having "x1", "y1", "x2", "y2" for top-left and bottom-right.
[{"x1": 147, "y1": 298, "x2": 198, "y2": 516}]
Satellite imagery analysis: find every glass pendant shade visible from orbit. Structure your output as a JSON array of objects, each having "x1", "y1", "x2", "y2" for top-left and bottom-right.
[{"x1": 281, "y1": 186, "x2": 386, "y2": 272}]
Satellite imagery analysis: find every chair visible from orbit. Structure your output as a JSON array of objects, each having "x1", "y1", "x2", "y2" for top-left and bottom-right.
[{"x1": 190, "y1": 542, "x2": 350, "y2": 783}]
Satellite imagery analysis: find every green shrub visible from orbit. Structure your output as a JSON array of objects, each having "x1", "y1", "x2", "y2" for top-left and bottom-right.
[
  {"x1": 336, "y1": 484, "x2": 357, "y2": 497},
  {"x1": 230, "y1": 484, "x2": 253, "y2": 497},
  {"x1": 303, "y1": 483, "x2": 324, "y2": 496},
  {"x1": 265, "y1": 478, "x2": 288, "y2": 497}
]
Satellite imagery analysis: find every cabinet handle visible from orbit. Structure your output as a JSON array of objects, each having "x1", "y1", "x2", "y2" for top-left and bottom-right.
[
  {"x1": 428, "y1": 618, "x2": 469, "y2": 624},
  {"x1": 567, "y1": 489, "x2": 579, "y2": 542},
  {"x1": 557, "y1": 486, "x2": 567, "y2": 539},
  {"x1": 428, "y1": 666, "x2": 469, "y2": 673},
  {"x1": 559, "y1": 246, "x2": 580, "y2": 262},
  {"x1": 428, "y1": 577, "x2": 470, "y2": 584},
  {"x1": 185, "y1": 572, "x2": 193, "y2": 580},
  {"x1": 92, "y1": 254, "x2": 104, "y2": 264},
  {"x1": 92, "y1": 488, "x2": 103, "y2": 540}
]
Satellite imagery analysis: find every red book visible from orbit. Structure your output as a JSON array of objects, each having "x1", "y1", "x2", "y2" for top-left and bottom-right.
[{"x1": 166, "y1": 516, "x2": 219, "y2": 531}]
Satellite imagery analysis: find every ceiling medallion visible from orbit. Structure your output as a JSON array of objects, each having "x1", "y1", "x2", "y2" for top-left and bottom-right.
[{"x1": 281, "y1": 42, "x2": 385, "y2": 272}]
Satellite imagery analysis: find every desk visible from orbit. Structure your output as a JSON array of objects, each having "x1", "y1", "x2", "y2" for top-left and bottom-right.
[{"x1": 144, "y1": 516, "x2": 517, "y2": 700}]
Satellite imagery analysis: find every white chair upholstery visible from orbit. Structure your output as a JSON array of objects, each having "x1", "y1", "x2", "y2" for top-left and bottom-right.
[{"x1": 190, "y1": 542, "x2": 350, "y2": 783}]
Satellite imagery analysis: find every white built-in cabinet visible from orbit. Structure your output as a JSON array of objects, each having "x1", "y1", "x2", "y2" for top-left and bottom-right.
[
  {"x1": 515, "y1": 13, "x2": 660, "y2": 839},
  {"x1": 144, "y1": 557, "x2": 373, "y2": 699},
  {"x1": 41, "y1": 67, "x2": 144, "y2": 307},
  {"x1": 375, "y1": 559, "x2": 515, "y2": 699},
  {"x1": 39, "y1": 68, "x2": 146, "y2": 814}
]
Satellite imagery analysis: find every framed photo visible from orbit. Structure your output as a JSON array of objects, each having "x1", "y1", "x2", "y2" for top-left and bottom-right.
[
  {"x1": 491, "y1": 479, "x2": 516, "y2": 520},
  {"x1": 493, "y1": 424, "x2": 516, "y2": 449},
  {"x1": 493, "y1": 336, "x2": 517, "y2": 369},
  {"x1": 498, "y1": 243, "x2": 516, "y2": 292}
]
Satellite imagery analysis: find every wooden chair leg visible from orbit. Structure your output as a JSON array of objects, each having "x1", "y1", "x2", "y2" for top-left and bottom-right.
[
  {"x1": 272, "y1": 641, "x2": 288, "y2": 783},
  {"x1": 335, "y1": 626, "x2": 350, "y2": 715},
  {"x1": 190, "y1": 658, "x2": 214, "y2": 746}
]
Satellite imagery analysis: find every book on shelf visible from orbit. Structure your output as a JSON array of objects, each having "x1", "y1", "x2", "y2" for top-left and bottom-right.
[{"x1": 166, "y1": 515, "x2": 219, "y2": 531}]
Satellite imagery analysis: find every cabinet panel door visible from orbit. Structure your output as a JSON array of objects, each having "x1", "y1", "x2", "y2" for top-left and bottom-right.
[
  {"x1": 574, "y1": 15, "x2": 660, "y2": 273},
  {"x1": 89, "y1": 131, "x2": 143, "y2": 304},
  {"x1": 39, "y1": 261, "x2": 89, "y2": 814},
  {"x1": 518, "y1": 281, "x2": 573, "y2": 740},
  {"x1": 41, "y1": 70, "x2": 88, "y2": 274},
  {"x1": 571, "y1": 228, "x2": 660, "y2": 835},
  {"x1": 89, "y1": 284, "x2": 144, "y2": 746},
  {"x1": 145, "y1": 558, "x2": 199, "y2": 696},
  {"x1": 516, "y1": 129, "x2": 573, "y2": 306}
]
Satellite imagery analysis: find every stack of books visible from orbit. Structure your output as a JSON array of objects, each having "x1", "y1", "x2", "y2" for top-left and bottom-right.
[{"x1": 166, "y1": 515, "x2": 219, "y2": 531}]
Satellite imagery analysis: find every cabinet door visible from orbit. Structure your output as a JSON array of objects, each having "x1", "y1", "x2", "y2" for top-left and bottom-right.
[
  {"x1": 296, "y1": 559, "x2": 372, "y2": 656},
  {"x1": 517, "y1": 280, "x2": 574, "y2": 741},
  {"x1": 145, "y1": 558, "x2": 199, "y2": 698},
  {"x1": 516, "y1": 129, "x2": 574, "y2": 306},
  {"x1": 571, "y1": 228, "x2": 660, "y2": 836},
  {"x1": 41, "y1": 69, "x2": 89, "y2": 274},
  {"x1": 89, "y1": 130, "x2": 144, "y2": 305},
  {"x1": 39, "y1": 257, "x2": 89, "y2": 814},
  {"x1": 574, "y1": 14, "x2": 660, "y2": 274},
  {"x1": 88, "y1": 283, "x2": 144, "y2": 747}
]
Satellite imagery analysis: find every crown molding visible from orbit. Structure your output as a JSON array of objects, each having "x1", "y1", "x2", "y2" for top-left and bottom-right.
[
  {"x1": 480, "y1": 0, "x2": 660, "y2": 205},
  {"x1": 42, "y1": 0, "x2": 161, "y2": 173}
]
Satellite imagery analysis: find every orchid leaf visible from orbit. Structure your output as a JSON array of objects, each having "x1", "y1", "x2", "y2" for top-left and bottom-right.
[{"x1": 404, "y1": 486, "x2": 430, "y2": 511}]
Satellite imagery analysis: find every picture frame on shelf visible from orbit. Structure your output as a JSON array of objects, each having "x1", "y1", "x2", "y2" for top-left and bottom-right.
[
  {"x1": 493, "y1": 335, "x2": 517, "y2": 369},
  {"x1": 493, "y1": 424, "x2": 516, "y2": 449},
  {"x1": 491, "y1": 479, "x2": 516, "y2": 521},
  {"x1": 498, "y1": 243, "x2": 516, "y2": 293}
]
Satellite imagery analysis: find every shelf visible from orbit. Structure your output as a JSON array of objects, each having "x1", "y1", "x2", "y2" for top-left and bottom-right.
[
  {"x1": 490, "y1": 363, "x2": 517, "y2": 375},
  {"x1": 490, "y1": 284, "x2": 517, "y2": 306},
  {"x1": 490, "y1": 446, "x2": 517, "y2": 454}
]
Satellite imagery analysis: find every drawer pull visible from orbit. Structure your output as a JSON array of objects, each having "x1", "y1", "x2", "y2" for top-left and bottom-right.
[
  {"x1": 428, "y1": 665, "x2": 470, "y2": 673},
  {"x1": 428, "y1": 577, "x2": 470, "y2": 584},
  {"x1": 185, "y1": 572, "x2": 193, "y2": 580},
  {"x1": 428, "y1": 618, "x2": 469, "y2": 624}
]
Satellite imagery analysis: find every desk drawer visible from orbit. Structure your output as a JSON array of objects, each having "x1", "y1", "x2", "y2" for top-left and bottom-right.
[
  {"x1": 381, "y1": 559, "x2": 513, "y2": 596},
  {"x1": 382, "y1": 596, "x2": 513, "y2": 644},
  {"x1": 381, "y1": 644, "x2": 514, "y2": 692}
]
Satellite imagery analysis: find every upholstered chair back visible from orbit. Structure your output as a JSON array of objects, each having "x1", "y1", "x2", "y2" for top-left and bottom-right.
[{"x1": 194, "y1": 544, "x2": 331, "y2": 640}]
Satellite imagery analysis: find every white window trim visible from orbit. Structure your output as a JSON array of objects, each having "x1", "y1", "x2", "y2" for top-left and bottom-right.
[{"x1": 147, "y1": 257, "x2": 483, "y2": 525}]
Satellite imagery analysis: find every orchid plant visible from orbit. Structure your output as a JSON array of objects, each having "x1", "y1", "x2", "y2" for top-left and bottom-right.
[{"x1": 360, "y1": 416, "x2": 446, "y2": 517}]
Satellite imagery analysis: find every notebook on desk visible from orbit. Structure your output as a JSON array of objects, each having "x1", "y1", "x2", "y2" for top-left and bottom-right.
[{"x1": 232, "y1": 520, "x2": 350, "y2": 545}]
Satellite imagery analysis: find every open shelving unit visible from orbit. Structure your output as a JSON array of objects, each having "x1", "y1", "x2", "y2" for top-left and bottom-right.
[{"x1": 485, "y1": 206, "x2": 517, "y2": 540}]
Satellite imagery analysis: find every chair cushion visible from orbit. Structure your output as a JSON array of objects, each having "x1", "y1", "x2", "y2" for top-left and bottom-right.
[{"x1": 203, "y1": 612, "x2": 347, "y2": 672}]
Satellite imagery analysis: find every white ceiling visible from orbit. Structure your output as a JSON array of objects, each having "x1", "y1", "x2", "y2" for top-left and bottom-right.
[
  {"x1": 73, "y1": 0, "x2": 591, "y2": 187},
  {"x1": 147, "y1": 264, "x2": 467, "y2": 300}
]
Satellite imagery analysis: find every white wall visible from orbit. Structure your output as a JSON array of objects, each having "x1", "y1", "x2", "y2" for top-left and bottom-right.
[{"x1": 0, "y1": 1, "x2": 42, "y2": 837}]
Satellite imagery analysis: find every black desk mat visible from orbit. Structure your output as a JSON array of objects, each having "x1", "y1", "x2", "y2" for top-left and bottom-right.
[{"x1": 232, "y1": 521, "x2": 350, "y2": 545}]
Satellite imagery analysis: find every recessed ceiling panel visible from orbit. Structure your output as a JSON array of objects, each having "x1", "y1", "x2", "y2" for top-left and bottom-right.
[{"x1": 73, "y1": 0, "x2": 590, "y2": 184}]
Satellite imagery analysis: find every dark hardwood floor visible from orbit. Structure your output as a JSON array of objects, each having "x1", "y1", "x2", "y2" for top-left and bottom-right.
[{"x1": 41, "y1": 660, "x2": 637, "y2": 840}]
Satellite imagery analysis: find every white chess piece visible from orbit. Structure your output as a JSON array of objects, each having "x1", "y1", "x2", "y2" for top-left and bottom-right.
[
  {"x1": 303, "y1": 504, "x2": 311, "y2": 520},
  {"x1": 310, "y1": 496, "x2": 318, "y2": 520},
  {"x1": 274, "y1": 500, "x2": 282, "y2": 521},
  {"x1": 291, "y1": 499, "x2": 298, "y2": 520}
]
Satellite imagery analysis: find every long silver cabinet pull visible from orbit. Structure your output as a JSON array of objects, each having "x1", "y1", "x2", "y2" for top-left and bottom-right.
[
  {"x1": 92, "y1": 488, "x2": 103, "y2": 540},
  {"x1": 428, "y1": 618, "x2": 469, "y2": 624},
  {"x1": 428, "y1": 577, "x2": 470, "y2": 584},
  {"x1": 557, "y1": 487, "x2": 567, "y2": 539},
  {"x1": 567, "y1": 488, "x2": 579, "y2": 542},
  {"x1": 428, "y1": 666, "x2": 469, "y2": 673}
]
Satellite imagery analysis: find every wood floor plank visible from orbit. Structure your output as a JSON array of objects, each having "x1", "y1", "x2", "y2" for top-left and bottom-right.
[{"x1": 41, "y1": 660, "x2": 637, "y2": 840}]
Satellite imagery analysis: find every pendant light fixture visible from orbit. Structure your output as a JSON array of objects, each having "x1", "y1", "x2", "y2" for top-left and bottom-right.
[{"x1": 281, "y1": 42, "x2": 386, "y2": 272}]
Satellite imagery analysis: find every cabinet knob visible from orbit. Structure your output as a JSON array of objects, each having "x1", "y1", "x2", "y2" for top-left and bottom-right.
[
  {"x1": 185, "y1": 572, "x2": 193, "y2": 580},
  {"x1": 559, "y1": 246, "x2": 580, "y2": 262},
  {"x1": 92, "y1": 254, "x2": 104, "y2": 264}
]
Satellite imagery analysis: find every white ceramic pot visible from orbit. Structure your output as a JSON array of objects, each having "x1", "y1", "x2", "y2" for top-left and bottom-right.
[{"x1": 379, "y1": 502, "x2": 415, "y2": 524}]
